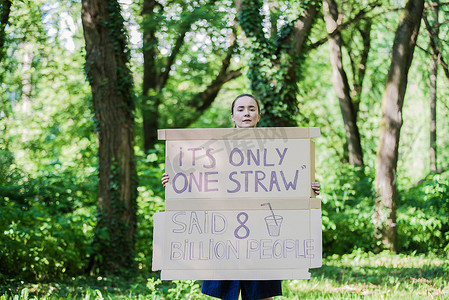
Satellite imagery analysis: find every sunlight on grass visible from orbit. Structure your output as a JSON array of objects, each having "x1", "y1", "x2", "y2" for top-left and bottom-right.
[
  {"x1": 282, "y1": 251, "x2": 449, "y2": 299},
  {"x1": 1, "y1": 251, "x2": 448, "y2": 299}
]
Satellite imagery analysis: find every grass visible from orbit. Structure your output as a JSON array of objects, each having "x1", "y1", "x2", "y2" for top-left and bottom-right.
[
  {"x1": 283, "y1": 250, "x2": 448, "y2": 299},
  {"x1": 1, "y1": 251, "x2": 448, "y2": 299}
]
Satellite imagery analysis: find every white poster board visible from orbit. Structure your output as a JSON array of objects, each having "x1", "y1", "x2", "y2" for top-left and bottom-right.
[{"x1": 152, "y1": 127, "x2": 322, "y2": 280}]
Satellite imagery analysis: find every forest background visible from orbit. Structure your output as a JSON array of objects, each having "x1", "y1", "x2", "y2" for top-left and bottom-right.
[{"x1": 0, "y1": 0, "x2": 448, "y2": 298}]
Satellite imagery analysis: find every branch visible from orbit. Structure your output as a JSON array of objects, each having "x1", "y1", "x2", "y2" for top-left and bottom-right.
[
  {"x1": 159, "y1": 1, "x2": 219, "y2": 88},
  {"x1": 425, "y1": 1, "x2": 449, "y2": 8},
  {"x1": 175, "y1": 21, "x2": 243, "y2": 128},
  {"x1": 192, "y1": 23, "x2": 243, "y2": 111},
  {"x1": 414, "y1": 166, "x2": 448, "y2": 187},
  {"x1": 196, "y1": 40, "x2": 242, "y2": 113},
  {"x1": 278, "y1": 2, "x2": 320, "y2": 55},
  {"x1": 308, "y1": 2, "x2": 380, "y2": 50},
  {"x1": 347, "y1": 20, "x2": 372, "y2": 112},
  {"x1": 213, "y1": 20, "x2": 239, "y2": 83},
  {"x1": 423, "y1": 12, "x2": 449, "y2": 85},
  {"x1": 159, "y1": 26, "x2": 189, "y2": 89}
]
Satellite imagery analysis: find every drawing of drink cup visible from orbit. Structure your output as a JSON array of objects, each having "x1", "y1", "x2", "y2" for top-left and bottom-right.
[
  {"x1": 261, "y1": 202, "x2": 283, "y2": 236},
  {"x1": 264, "y1": 215, "x2": 283, "y2": 236}
]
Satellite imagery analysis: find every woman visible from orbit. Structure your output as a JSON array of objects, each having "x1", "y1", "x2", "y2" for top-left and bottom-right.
[{"x1": 161, "y1": 94, "x2": 320, "y2": 300}]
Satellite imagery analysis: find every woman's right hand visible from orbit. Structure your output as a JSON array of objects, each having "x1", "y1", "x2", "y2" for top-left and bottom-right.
[{"x1": 161, "y1": 173, "x2": 169, "y2": 188}]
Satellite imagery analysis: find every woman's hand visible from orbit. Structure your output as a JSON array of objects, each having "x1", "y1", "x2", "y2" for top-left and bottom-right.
[
  {"x1": 312, "y1": 181, "x2": 320, "y2": 195},
  {"x1": 161, "y1": 173, "x2": 169, "y2": 188}
]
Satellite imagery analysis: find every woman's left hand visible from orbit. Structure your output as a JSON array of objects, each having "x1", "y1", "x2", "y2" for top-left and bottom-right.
[{"x1": 312, "y1": 182, "x2": 320, "y2": 195}]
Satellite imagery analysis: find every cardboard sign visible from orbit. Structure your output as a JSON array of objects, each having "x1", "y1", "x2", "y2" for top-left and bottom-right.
[{"x1": 152, "y1": 127, "x2": 322, "y2": 280}]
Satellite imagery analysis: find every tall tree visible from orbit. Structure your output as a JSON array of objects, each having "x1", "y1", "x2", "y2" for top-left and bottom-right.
[
  {"x1": 81, "y1": 0, "x2": 138, "y2": 274},
  {"x1": 0, "y1": 0, "x2": 12, "y2": 64},
  {"x1": 425, "y1": 0, "x2": 439, "y2": 172},
  {"x1": 423, "y1": 4, "x2": 449, "y2": 86},
  {"x1": 141, "y1": 0, "x2": 242, "y2": 152},
  {"x1": 236, "y1": 0, "x2": 320, "y2": 127},
  {"x1": 323, "y1": 0, "x2": 364, "y2": 166},
  {"x1": 375, "y1": 0, "x2": 424, "y2": 252},
  {"x1": 141, "y1": 0, "x2": 160, "y2": 153}
]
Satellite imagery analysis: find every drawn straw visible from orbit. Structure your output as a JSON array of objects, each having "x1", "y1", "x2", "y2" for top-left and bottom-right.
[{"x1": 261, "y1": 202, "x2": 278, "y2": 226}]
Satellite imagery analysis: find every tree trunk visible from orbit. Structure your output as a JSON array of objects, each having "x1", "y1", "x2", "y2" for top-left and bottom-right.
[
  {"x1": 282, "y1": 2, "x2": 319, "y2": 125},
  {"x1": 423, "y1": 7, "x2": 449, "y2": 86},
  {"x1": 0, "y1": 0, "x2": 12, "y2": 64},
  {"x1": 351, "y1": 22, "x2": 371, "y2": 113},
  {"x1": 375, "y1": 0, "x2": 424, "y2": 252},
  {"x1": 428, "y1": 0, "x2": 439, "y2": 172},
  {"x1": 81, "y1": 0, "x2": 138, "y2": 274},
  {"x1": 429, "y1": 46, "x2": 437, "y2": 172},
  {"x1": 141, "y1": 0, "x2": 161, "y2": 153},
  {"x1": 323, "y1": 0, "x2": 364, "y2": 166}
]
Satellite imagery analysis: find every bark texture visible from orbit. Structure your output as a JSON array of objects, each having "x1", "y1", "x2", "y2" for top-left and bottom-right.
[
  {"x1": 348, "y1": 21, "x2": 371, "y2": 123},
  {"x1": 375, "y1": 0, "x2": 424, "y2": 252},
  {"x1": 81, "y1": 0, "x2": 138, "y2": 274},
  {"x1": 141, "y1": 0, "x2": 160, "y2": 154},
  {"x1": 323, "y1": 0, "x2": 364, "y2": 166},
  {"x1": 429, "y1": 12, "x2": 438, "y2": 172},
  {"x1": 424, "y1": 1, "x2": 439, "y2": 171}
]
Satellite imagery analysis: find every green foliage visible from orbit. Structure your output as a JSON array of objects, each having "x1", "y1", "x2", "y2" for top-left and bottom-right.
[
  {"x1": 134, "y1": 145, "x2": 166, "y2": 273},
  {"x1": 0, "y1": 199, "x2": 95, "y2": 282},
  {"x1": 146, "y1": 279, "x2": 203, "y2": 299},
  {"x1": 0, "y1": 0, "x2": 97, "y2": 279},
  {"x1": 0, "y1": 161, "x2": 96, "y2": 282},
  {"x1": 0, "y1": 0, "x2": 449, "y2": 290},
  {"x1": 238, "y1": 0, "x2": 322, "y2": 127},
  {"x1": 319, "y1": 163, "x2": 449, "y2": 256},
  {"x1": 320, "y1": 164, "x2": 377, "y2": 254},
  {"x1": 397, "y1": 171, "x2": 449, "y2": 255},
  {"x1": 138, "y1": 0, "x2": 237, "y2": 129},
  {"x1": 0, "y1": 139, "x2": 96, "y2": 283}
]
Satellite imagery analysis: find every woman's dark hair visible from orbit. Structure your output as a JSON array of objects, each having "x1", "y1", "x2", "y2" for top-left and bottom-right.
[{"x1": 231, "y1": 94, "x2": 261, "y2": 114}]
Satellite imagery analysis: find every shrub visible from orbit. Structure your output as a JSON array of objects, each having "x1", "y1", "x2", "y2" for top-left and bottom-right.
[
  {"x1": 0, "y1": 200, "x2": 95, "y2": 281},
  {"x1": 397, "y1": 171, "x2": 449, "y2": 255},
  {"x1": 135, "y1": 146, "x2": 166, "y2": 273},
  {"x1": 320, "y1": 164, "x2": 376, "y2": 255},
  {"x1": 0, "y1": 153, "x2": 96, "y2": 282}
]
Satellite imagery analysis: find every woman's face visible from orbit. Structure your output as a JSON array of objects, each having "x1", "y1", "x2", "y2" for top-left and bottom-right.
[{"x1": 231, "y1": 96, "x2": 261, "y2": 128}]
